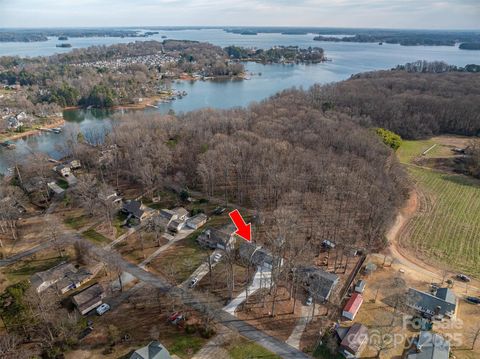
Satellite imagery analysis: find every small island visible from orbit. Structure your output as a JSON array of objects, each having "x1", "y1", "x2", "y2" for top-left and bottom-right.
[
  {"x1": 58, "y1": 36, "x2": 69, "y2": 41},
  {"x1": 459, "y1": 42, "x2": 480, "y2": 50}
]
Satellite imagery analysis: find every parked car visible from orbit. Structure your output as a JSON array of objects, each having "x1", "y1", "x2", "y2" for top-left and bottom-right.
[
  {"x1": 189, "y1": 277, "x2": 199, "y2": 288},
  {"x1": 321, "y1": 240, "x2": 335, "y2": 250},
  {"x1": 466, "y1": 297, "x2": 480, "y2": 305},
  {"x1": 213, "y1": 207, "x2": 226, "y2": 215},
  {"x1": 213, "y1": 253, "x2": 222, "y2": 263},
  {"x1": 168, "y1": 311, "x2": 184, "y2": 325},
  {"x1": 305, "y1": 296, "x2": 313, "y2": 306},
  {"x1": 456, "y1": 274, "x2": 471, "y2": 282},
  {"x1": 96, "y1": 303, "x2": 111, "y2": 316}
]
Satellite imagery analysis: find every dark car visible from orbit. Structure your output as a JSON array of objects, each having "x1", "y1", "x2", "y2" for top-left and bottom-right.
[
  {"x1": 466, "y1": 296, "x2": 480, "y2": 305},
  {"x1": 456, "y1": 274, "x2": 471, "y2": 282}
]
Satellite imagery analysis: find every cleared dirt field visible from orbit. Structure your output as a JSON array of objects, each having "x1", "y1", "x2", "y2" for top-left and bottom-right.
[{"x1": 397, "y1": 136, "x2": 480, "y2": 277}]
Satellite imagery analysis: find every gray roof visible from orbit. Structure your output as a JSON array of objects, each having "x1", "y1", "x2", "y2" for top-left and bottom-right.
[
  {"x1": 130, "y1": 341, "x2": 172, "y2": 359},
  {"x1": 72, "y1": 284, "x2": 104, "y2": 306},
  {"x1": 187, "y1": 213, "x2": 208, "y2": 226},
  {"x1": 435, "y1": 288, "x2": 456, "y2": 305},
  {"x1": 123, "y1": 200, "x2": 145, "y2": 219},
  {"x1": 30, "y1": 262, "x2": 76, "y2": 287},
  {"x1": 407, "y1": 288, "x2": 457, "y2": 317},
  {"x1": 298, "y1": 266, "x2": 339, "y2": 301},
  {"x1": 239, "y1": 242, "x2": 279, "y2": 268},
  {"x1": 407, "y1": 331, "x2": 450, "y2": 359}
]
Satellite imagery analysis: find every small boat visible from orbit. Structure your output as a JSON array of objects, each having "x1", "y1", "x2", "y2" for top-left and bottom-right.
[{"x1": 52, "y1": 127, "x2": 62, "y2": 134}]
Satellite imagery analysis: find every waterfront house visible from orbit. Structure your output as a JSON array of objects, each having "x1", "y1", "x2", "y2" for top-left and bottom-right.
[
  {"x1": 72, "y1": 284, "x2": 105, "y2": 315},
  {"x1": 406, "y1": 287, "x2": 457, "y2": 319},
  {"x1": 130, "y1": 341, "x2": 172, "y2": 359},
  {"x1": 54, "y1": 164, "x2": 72, "y2": 178},
  {"x1": 407, "y1": 331, "x2": 450, "y2": 359},
  {"x1": 342, "y1": 293, "x2": 364, "y2": 320}
]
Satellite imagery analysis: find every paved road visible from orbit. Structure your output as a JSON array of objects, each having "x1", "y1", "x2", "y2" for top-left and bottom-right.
[{"x1": 1, "y1": 208, "x2": 310, "y2": 358}]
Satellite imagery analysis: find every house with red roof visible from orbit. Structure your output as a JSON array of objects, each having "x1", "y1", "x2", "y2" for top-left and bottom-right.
[{"x1": 342, "y1": 293, "x2": 364, "y2": 320}]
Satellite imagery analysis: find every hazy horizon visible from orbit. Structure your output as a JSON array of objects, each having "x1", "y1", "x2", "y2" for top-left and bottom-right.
[{"x1": 1, "y1": 0, "x2": 479, "y2": 30}]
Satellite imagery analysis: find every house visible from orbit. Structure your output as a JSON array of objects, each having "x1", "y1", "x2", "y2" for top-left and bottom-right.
[
  {"x1": 336, "y1": 323, "x2": 368, "y2": 358},
  {"x1": 297, "y1": 266, "x2": 339, "y2": 302},
  {"x1": 173, "y1": 207, "x2": 188, "y2": 221},
  {"x1": 354, "y1": 280, "x2": 366, "y2": 294},
  {"x1": 186, "y1": 213, "x2": 208, "y2": 230},
  {"x1": 55, "y1": 267, "x2": 96, "y2": 294},
  {"x1": 168, "y1": 219, "x2": 185, "y2": 233},
  {"x1": 72, "y1": 284, "x2": 105, "y2": 315},
  {"x1": 69, "y1": 159, "x2": 81, "y2": 170},
  {"x1": 122, "y1": 200, "x2": 146, "y2": 221},
  {"x1": 54, "y1": 164, "x2": 72, "y2": 177},
  {"x1": 196, "y1": 224, "x2": 237, "y2": 250},
  {"x1": 7, "y1": 116, "x2": 23, "y2": 130},
  {"x1": 47, "y1": 182, "x2": 65, "y2": 197},
  {"x1": 30, "y1": 262, "x2": 77, "y2": 293},
  {"x1": 406, "y1": 287, "x2": 457, "y2": 319},
  {"x1": 407, "y1": 331, "x2": 450, "y2": 359},
  {"x1": 342, "y1": 293, "x2": 363, "y2": 320},
  {"x1": 239, "y1": 241, "x2": 283, "y2": 270},
  {"x1": 130, "y1": 341, "x2": 172, "y2": 359}
]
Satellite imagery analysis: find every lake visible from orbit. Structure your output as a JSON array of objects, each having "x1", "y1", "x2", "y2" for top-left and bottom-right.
[{"x1": 1, "y1": 28, "x2": 479, "y2": 172}]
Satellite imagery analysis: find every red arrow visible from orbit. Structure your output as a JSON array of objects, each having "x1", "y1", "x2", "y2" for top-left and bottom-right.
[{"x1": 229, "y1": 209, "x2": 251, "y2": 242}]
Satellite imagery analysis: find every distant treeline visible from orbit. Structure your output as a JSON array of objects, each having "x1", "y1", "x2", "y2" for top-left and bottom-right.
[
  {"x1": 0, "y1": 29, "x2": 156, "y2": 42},
  {"x1": 312, "y1": 67, "x2": 480, "y2": 139},
  {"x1": 313, "y1": 30, "x2": 480, "y2": 47},
  {"x1": 224, "y1": 45, "x2": 325, "y2": 64},
  {"x1": 459, "y1": 42, "x2": 480, "y2": 50},
  {"x1": 395, "y1": 60, "x2": 480, "y2": 73}
]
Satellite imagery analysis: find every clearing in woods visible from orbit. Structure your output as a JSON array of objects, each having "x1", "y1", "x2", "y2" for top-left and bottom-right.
[{"x1": 397, "y1": 136, "x2": 480, "y2": 277}]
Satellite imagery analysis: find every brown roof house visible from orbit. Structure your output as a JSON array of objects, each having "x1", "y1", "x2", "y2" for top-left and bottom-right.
[
  {"x1": 336, "y1": 323, "x2": 369, "y2": 358},
  {"x1": 196, "y1": 224, "x2": 237, "y2": 250},
  {"x1": 72, "y1": 284, "x2": 105, "y2": 315}
]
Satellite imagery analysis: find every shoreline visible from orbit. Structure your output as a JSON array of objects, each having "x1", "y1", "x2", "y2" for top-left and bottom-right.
[{"x1": 0, "y1": 117, "x2": 65, "y2": 142}]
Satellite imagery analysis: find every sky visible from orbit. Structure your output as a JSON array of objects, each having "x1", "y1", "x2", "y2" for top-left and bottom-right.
[{"x1": 0, "y1": 0, "x2": 479, "y2": 29}]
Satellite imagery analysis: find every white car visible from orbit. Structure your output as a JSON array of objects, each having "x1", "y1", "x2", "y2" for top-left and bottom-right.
[
  {"x1": 213, "y1": 253, "x2": 222, "y2": 263},
  {"x1": 96, "y1": 303, "x2": 111, "y2": 316},
  {"x1": 305, "y1": 296, "x2": 313, "y2": 306}
]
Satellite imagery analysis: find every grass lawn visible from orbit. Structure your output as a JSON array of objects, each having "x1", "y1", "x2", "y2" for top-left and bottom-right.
[
  {"x1": 149, "y1": 231, "x2": 211, "y2": 284},
  {"x1": 397, "y1": 137, "x2": 480, "y2": 276},
  {"x1": 64, "y1": 213, "x2": 90, "y2": 230},
  {"x1": 5, "y1": 255, "x2": 67, "y2": 284},
  {"x1": 402, "y1": 166, "x2": 480, "y2": 276},
  {"x1": 114, "y1": 212, "x2": 128, "y2": 238},
  {"x1": 228, "y1": 338, "x2": 281, "y2": 359},
  {"x1": 169, "y1": 335, "x2": 206, "y2": 358},
  {"x1": 81, "y1": 228, "x2": 111, "y2": 245}
]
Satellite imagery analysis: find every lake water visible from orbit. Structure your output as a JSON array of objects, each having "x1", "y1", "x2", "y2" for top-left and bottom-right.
[{"x1": 1, "y1": 28, "x2": 479, "y2": 172}]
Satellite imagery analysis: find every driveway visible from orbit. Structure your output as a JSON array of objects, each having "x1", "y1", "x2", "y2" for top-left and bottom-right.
[{"x1": 223, "y1": 265, "x2": 271, "y2": 315}]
